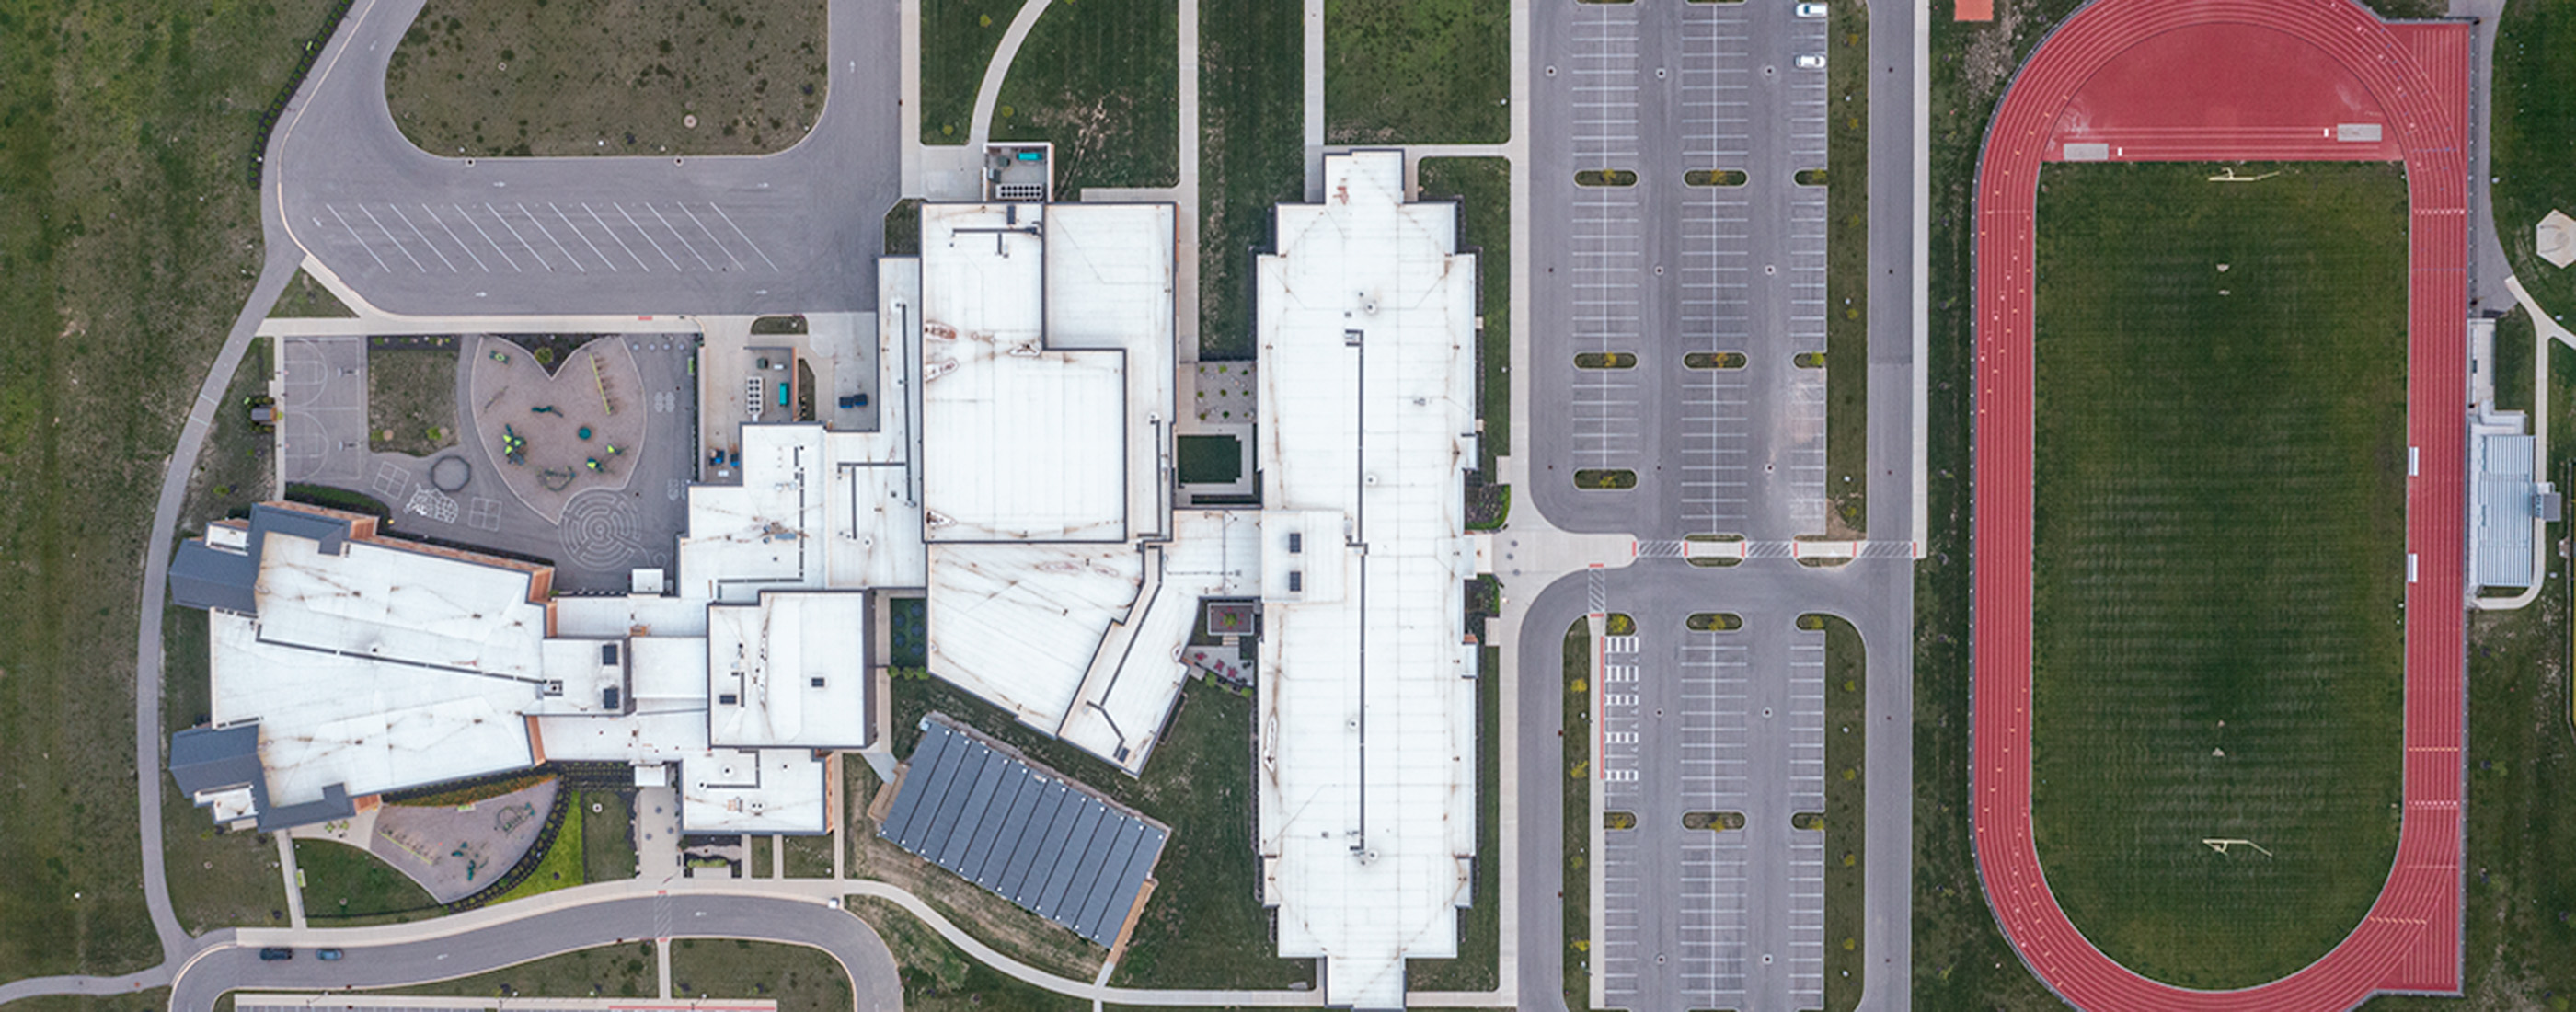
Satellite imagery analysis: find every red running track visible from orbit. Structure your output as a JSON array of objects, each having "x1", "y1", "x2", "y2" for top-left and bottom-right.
[{"x1": 1972, "y1": 0, "x2": 2469, "y2": 1008}]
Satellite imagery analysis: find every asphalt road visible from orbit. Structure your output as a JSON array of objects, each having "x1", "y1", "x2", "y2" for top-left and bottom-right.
[
  {"x1": 175, "y1": 894, "x2": 901, "y2": 1012},
  {"x1": 271, "y1": 0, "x2": 898, "y2": 316}
]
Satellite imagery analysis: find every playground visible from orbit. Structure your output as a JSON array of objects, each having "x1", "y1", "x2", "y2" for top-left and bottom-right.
[{"x1": 468, "y1": 335, "x2": 650, "y2": 523}]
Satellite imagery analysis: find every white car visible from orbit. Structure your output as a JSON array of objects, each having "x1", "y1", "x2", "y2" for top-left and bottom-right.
[
  {"x1": 1796, "y1": 2, "x2": 1828, "y2": 17},
  {"x1": 1794, "y1": 53, "x2": 1826, "y2": 69}
]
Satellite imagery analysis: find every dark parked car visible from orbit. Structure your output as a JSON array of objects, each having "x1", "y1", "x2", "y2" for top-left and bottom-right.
[{"x1": 257, "y1": 948, "x2": 293, "y2": 961}]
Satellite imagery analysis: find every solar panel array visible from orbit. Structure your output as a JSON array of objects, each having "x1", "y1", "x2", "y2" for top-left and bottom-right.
[{"x1": 880, "y1": 717, "x2": 1168, "y2": 946}]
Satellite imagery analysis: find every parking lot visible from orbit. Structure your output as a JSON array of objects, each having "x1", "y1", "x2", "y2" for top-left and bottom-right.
[
  {"x1": 1593, "y1": 594, "x2": 1826, "y2": 1012},
  {"x1": 1531, "y1": 0, "x2": 1833, "y2": 541}
]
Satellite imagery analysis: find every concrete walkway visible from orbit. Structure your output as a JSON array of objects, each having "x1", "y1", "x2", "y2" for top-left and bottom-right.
[{"x1": 970, "y1": 0, "x2": 1052, "y2": 148}]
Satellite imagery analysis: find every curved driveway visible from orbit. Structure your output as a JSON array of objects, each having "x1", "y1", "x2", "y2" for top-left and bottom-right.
[
  {"x1": 271, "y1": 0, "x2": 897, "y2": 316},
  {"x1": 177, "y1": 892, "x2": 900, "y2": 1011},
  {"x1": 1971, "y1": 0, "x2": 2468, "y2": 1006}
]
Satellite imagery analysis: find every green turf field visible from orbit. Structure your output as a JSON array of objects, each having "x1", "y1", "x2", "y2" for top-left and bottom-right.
[{"x1": 2027, "y1": 161, "x2": 2409, "y2": 989}]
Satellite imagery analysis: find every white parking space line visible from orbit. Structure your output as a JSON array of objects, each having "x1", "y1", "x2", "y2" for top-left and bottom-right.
[
  {"x1": 451, "y1": 203, "x2": 520, "y2": 272},
  {"x1": 548, "y1": 203, "x2": 616, "y2": 272},
  {"x1": 708, "y1": 203, "x2": 779, "y2": 271},
  {"x1": 387, "y1": 204, "x2": 458, "y2": 272},
  {"x1": 615, "y1": 203, "x2": 684, "y2": 271},
  {"x1": 679, "y1": 203, "x2": 748, "y2": 271},
  {"x1": 328, "y1": 205, "x2": 391, "y2": 273},
  {"x1": 646, "y1": 204, "x2": 715, "y2": 271},
  {"x1": 420, "y1": 204, "x2": 490, "y2": 272},
  {"x1": 513, "y1": 203, "x2": 582, "y2": 272},
  {"x1": 356, "y1": 204, "x2": 427, "y2": 272},
  {"x1": 582, "y1": 202, "x2": 652, "y2": 271}
]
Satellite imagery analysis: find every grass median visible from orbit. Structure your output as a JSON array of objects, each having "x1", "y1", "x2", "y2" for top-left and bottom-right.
[
  {"x1": 2027, "y1": 160, "x2": 2408, "y2": 988},
  {"x1": 1195, "y1": 0, "x2": 1305, "y2": 360},
  {"x1": 1562, "y1": 620, "x2": 1592, "y2": 1011},
  {"x1": 1823, "y1": 0, "x2": 1869, "y2": 535}
]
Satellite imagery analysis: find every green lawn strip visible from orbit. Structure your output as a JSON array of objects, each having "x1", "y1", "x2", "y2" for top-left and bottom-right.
[
  {"x1": 266, "y1": 270, "x2": 354, "y2": 319},
  {"x1": 884, "y1": 198, "x2": 925, "y2": 258},
  {"x1": 0, "y1": 0, "x2": 341, "y2": 980},
  {"x1": 1562, "y1": 621, "x2": 1592, "y2": 1011},
  {"x1": 7, "y1": 994, "x2": 169, "y2": 1012},
  {"x1": 1823, "y1": 0, "x2": 1869, "y2": 535},
  {"x1": 296, "y1": 838, "x2": 441, "y2": 923},
  {"x1": 491, "y1": 801, "x2": 587, "y2": 904},
  {"x1": 922, "y1": 0, "x2": 1030, "y2": 144},
  {"x1": 2494, "y1": 0, "x2": 2576, "y2": 323},
  {"x1": 848, "y1": 896, "x2": 1090, "y2": 1012},
  {"x1": 178, "y1": 337, "x2": 275, "y2": 546},
  {"x1": 1406, "y1": 645, "x2": 1501, "y2": 991},
  {"x1": 1415, "y1": 156, "x2": 1511, "y2": 484},
  {"x1": 668, "y1": 937, "x2": 856, "y2": 1012},
  {"x1": 2027, "y1": 161, "x2": 2408, "y2": 989},
  {"x1": 385, "y1": 0, "x2": 826, "y2": 157},
  {"x1": 752, "y1": 834, "x2": 774, "y2": 878},
  {"x1": 783, "y1": 832, "x2": 836, "y2": 878},
  {"x1": 1194, "y1": 0, "x2": 1305, "y2": 360},
  {"x1": 2491, "y1": 309, "x2": 2536, "y2": 418},
  {"x1": 382, "y1": 941, "x2": 659, "y2": 1000},
  {"x1": 991, "y1": 0, "x2": 1179, "y2": 192},
  {"x1": 580, "y1": 790, "x2": 638, "y2": 882},
  {"x1": 1323, "y1": 0, "x2": 1507, "y2": 144},
  {"x1": 1814, "y1": 615, "x2": 1865, "y2": 1012},
  {"x1": 162, "y1": 600, "x2": 288, "y2": 935},
  {"x1": 367, "y1": 339, "x2": 461, "y2": 457}
]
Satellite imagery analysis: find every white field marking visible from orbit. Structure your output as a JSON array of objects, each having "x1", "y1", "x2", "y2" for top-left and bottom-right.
[
  {"x1": 646, "y1": 204, "x2": 714, "y2": 270},
  {"x1": 452, "y1": 203, "x2": 520, "y2": 271},
  {"x1": 679, "y1": 203, "x2": 747, "y2": 270},
  {"x1": 709, "y1": 203, "x2": 779, "y2": 270},
  {"x1": 615, "y1": 203, "x2": 683, "y2": 271},
  {"x1": 388, "y1": 204, "x2": 458, "y2": 272},
  {"x1": 584, "y1": 203, "x2": 651, "y2": 270},
  {"x1": 328, "y1": 205, "x2": 391, "y2": 272},
  {"x1": 421, "y1": 204, "x2": 489, "y2": 272},
  {"x1": 515, "y1": 203, "x2": 583, "y2": 271},
  {"x1": 357, "y1": 204, "x2": 427, "y2": 271},
  {"x1": 549, "y1": 203, "x2": 617, "y2": 271}
]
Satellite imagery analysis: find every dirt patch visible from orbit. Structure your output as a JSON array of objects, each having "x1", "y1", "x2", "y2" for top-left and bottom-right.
[{"x1": 368, "y1": 338, "x2": 463, "y2": 457}]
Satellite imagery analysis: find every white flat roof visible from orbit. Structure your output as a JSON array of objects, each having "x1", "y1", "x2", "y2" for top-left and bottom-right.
[
  {"x1": 926, "y1": 542, "x2": 1143, "y2": 729},
  {"x1": 1056, "y1": 510, "x2": 1260, "y2": 770},
  {"x1": 253, "y1": 533, "x2": 549, "y2": 679},
  {"x1": 920, "y1": 203, "x2": 1131, "y2": 542},
  {"x1": 679, "y1": 426, "x2": 927, "y2": 599},
  {"x1": 1253, "y1": 150, "x2": 1480, "y2": 1010},
  {"x1": 707, "y1": 592, "x2": 870, "y2": 749}
]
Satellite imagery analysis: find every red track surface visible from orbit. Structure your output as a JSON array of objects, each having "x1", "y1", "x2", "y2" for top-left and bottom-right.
[{"x1": 1971, "y1": 0, "x2": 2469, "y2": 1007}]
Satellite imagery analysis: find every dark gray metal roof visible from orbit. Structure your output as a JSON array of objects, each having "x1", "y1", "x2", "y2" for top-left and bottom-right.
[
  {"x1": 168, "y1": 505, "x2": 361, "y2": 615},
  {"x1": 168, "y1": 723, "x2": 262, "y2": 796},
  {"x1": 880, "y1": 715, "x2": 1168, "y2": 947}
]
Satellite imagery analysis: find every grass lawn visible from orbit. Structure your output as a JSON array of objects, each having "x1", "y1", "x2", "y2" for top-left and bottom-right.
[
  {"x1": 1416, "y1": 157, "x2": 1511, "y2": 480},
  {"x1": 580, "y1": 790, "x2": 638, "y2": 883},
  {"x1": 1324, "y1": 0, "x2": 1508, "y2": 144},
  {"x1": 2027, "y1": 161, "x2": 2409, "y2": 988},
  {"x1": 1823, "y1": 0, "x2": 1869, "y2": 535},
  {"x1": 1561, "y1": 620, "x2": 1591, "y2": 1011},
  {"x1": 367, "y1": 339, "x2": 461, "y2": 457},
  {"x1": 669, "y1": 937, "x2": 855, "y2": 1012},
  {"x1": 2490, "y1": 0, "x2": 2576, "y2": 322},
  {"x1": 0, "y1": 0, "x2": 341, "y2": 983},
  {"x1": 992, "y1": 0, "x2": 1179, "y2": 192},
  {"x1": 1194, "y1": 0, "x2": 1305, "y2": 360},
  {"x1": 1406, "y1": 646, "x2": 1500, "y2": 992},
  {"x1": 1816, "y1": 615, "x2": 1864, "y2": 1012},
  {"x1": 783, "y1": 832, "x2": 835, "y2": 878},
  {"x1": 161, "y1": 607, "x2": 288, "y2": 936},
  {"x1": 297, "y1": 838, "x2": 441, "y2": 922},
  {"x1": 266, "y1": 270, "x2": 353, "y2": 319},
  {"x1": 848, "y1": 896, "x2": 1089, "y2": 1012},
  {"x1": 1175, "y1": 434, "x2": 1242, "y2": 485},
  {"x1": 385, "y1": 941, "x2": 658, "y2": 999},
  {"x1": 920, "y1": 0, "x2": 1029, "y2": 144},
  {"x1": 385, "y1": 0, "x2": 826, "y2": 157},
  {"x1": 491, "y1": 800, "x2": 586, "y2": 904}
]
